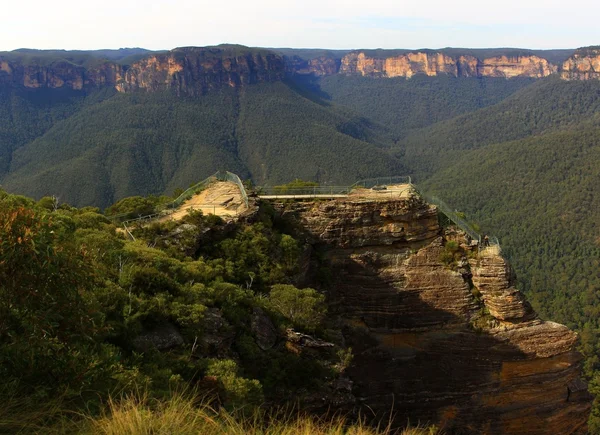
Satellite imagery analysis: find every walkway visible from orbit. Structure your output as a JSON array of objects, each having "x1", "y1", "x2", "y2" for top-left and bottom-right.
[{"x1": 258, "y1": 184, "x2": 413, "y2": 200}]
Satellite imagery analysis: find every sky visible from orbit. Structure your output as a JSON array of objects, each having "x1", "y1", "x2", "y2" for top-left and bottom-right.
[{"x1": 2, "y1": 0, "x2": 600, "y2": 51}]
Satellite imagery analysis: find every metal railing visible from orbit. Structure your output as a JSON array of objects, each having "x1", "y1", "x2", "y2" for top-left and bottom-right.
[
  {"x1": 258, "y1": 185, "x2": 353, "y2": 197},
  {"x1": 351, "y1": 175, "x2": 412, "y2": 189},
  {"x1": 171, "y1": 171, "x2": 221, "y2": 209},
  {"x1": 412, "y1": 188, "x2": 501, "y2": 251},
  {"x1": 108, "y1": 171, "x2": 500, "y2": 253},
  {"x1": 115, "y1": 171, "x2": 249, "y2": 227},
  {"x1": 219, "y1": 171, "x2": 248, "y2": 207}
]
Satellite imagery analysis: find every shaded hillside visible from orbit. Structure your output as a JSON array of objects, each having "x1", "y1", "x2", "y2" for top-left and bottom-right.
[
  {"x1": 0, "y1": 86, "x2": 114, "y2": 176},
  {"x1": 2, "y1": 81, "x2": 401, "y2": 208},
  {"x1": 317, "y1": 75, "x2": 535, "y2": 138},
  {"x1": 397, "y1": 76, "x2": 600, "y2": 177}
]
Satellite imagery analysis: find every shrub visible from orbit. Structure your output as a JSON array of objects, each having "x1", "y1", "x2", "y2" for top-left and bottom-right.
[
  {"x1": 206, "y1": 359, "x2": 263, "y2": 410},
  {"x1": 268, "y1": 284, "x2": 326, "y2": 331}
]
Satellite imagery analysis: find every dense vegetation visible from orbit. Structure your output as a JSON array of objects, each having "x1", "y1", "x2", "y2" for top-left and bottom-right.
[
  {"x1": 317, "y1": 75, "x2": 535, "y2": 140},
  {"x1": 0, "y1": 81, "x2": 401, "y2": 208},
  {"x1": 0, "y1": 188, "x2": 372, "y2": 432}
]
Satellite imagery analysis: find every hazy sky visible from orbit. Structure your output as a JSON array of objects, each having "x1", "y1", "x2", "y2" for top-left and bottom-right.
[{"x1": 2, "y1": 0, "x2": 600, "y2": 51}]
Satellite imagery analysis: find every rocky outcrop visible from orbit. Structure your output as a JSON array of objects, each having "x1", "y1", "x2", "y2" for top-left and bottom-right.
[
  {"x1": 338, "y1": 51, "x2": 556, "y2": 79},
  {"x1": 116, "y1": 47, "x2": 285, "y2": 95},
  {"x1": 340, "y1": 52, "x2": 465, "y2": 78},
  {"x1": 478, "y1": 55, "x2": 556, "y2": 78},
  {"x1": 251, "y1": 307, "x2": 278, "y2": 350},
  {"x1": 286, "y1": 55, "x2": 339, "y2": 76},
  {"x1": 0, "y1": 56, "x2": 124, "y2": 90},
  {"x1": 469, "y1": 246, "x2": 535, "y2": 321},
  {"x1": 132, "y1": 322, "x2": 184, "y2": 351},
  {"x1": 0, "y1": 46, "x2": 286, "y2": 94},
  {"x1": 272, "y1": 190, "x2": 591, "y2": 434},
  {"x1": 561, "y1": 47, "x2": 600, "y2": 80}
]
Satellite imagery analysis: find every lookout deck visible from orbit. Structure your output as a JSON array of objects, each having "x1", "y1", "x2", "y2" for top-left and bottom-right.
[
  {"x1": 159, "y1": 181, "x2": 247, "y2": 222},
  {"x1": 258, "y1": 184, "x2": 413, "y2": 200}
]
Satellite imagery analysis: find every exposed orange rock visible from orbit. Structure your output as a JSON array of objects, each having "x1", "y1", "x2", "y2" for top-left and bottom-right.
[
  {"x1": 479, "y1": 55, "x2": 556, "y2": 78},
  {"x1": 273, "y1": 190, "x2": 591, "y2": 434},
  {"x1": 561, "y1": 48, "x2": 600, "y2": 80},
  {"x1": 0, "y1": 47, "x2": 286, "y2": 93},
  {"x1": 116, "y1": 47, "x2": 285, "y2": 95},
  {"x1": 339, "y1": 51, "x2": 556, "y2": 79}
]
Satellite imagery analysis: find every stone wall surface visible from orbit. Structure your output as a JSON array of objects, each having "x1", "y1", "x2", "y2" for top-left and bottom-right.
[{"x1": 275, "y1": 191, "x2": 591, "y2": 434}]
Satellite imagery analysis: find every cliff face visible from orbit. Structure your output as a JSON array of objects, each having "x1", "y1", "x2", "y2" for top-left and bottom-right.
[
  {"x1": 338, "y1": 52, "x2": 556, "y2": 78},
  {"x1": 0, "y1": 57, "x2": 123, "y2": 90},
  {"x1": 0, "y1": 47, "x2": 286, "y2": 94},
  {"x1": 286, "y1": 55, "x2": 339, "y2": 76},
  {"x1": 3, "y1": 46, "x2": 600, "y2": 94},
  {"x1": 561, "y1": 48, "x2": 600, "y2": 80},
  {"x1": 117, "y1": 47, "x2": 285, "y2": 95},
  {"x1": 275, "y1": 189, "x2": 591, "y2": 434}
]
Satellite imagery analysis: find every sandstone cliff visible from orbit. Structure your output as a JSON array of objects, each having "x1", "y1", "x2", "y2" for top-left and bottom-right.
[
  {"x1": 561, "y1": 47, "x2": 600, "y2": 80},
  {"x1": 273, "y1": 189, "x2": 591, "y2": 434},
  {"x1": 0, "y1": 46, "x2": 286, "y2": 94},
  {"x1": 116, "y1": 47, "x2": 285, "y2": 95},
  {"x1": 3, "y1": 45, "x2": 600, "y2": 94},
  {"x1": 285, "y1": 55, "x2": 339, "y2": 76},
  {"x1": 338, "y1": 51, "x2": 556, "y2": 79}
]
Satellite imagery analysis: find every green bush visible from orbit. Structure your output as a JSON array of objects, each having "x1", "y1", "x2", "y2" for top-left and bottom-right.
[
  {"x1": 206, "y1": 359, "x2": 263, "y2": 410},
  {"x1": 268, "y1": 284, "x2": 326, "y2": 332}
]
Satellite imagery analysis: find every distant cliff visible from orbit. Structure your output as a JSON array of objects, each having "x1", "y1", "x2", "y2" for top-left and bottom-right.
[
  {"x1": 274, "y1": 189, "x2": 591, "y2": 434},
  {"x1": 560, "y1": 47, "x2": 600, "y2": 80},
  {"x1": 2, "y1": 45, "x2": 600, "y2": 95},
  {"x1": 116, "y1": 47, "x2": 285, "y2": 95},
  {"x1": 0, "y1": 45, "x2": 286, "y2": 95},
  {"x1": 338, "y1": 51, "x2": 556, "y2": 78}
]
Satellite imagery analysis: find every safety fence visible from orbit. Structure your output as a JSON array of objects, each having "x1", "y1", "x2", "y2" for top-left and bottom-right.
[
  {"x1": 257, "y1": 185, "x2": 352, "y2": 197},
  {"x1": 171, "y1": 172, "x2": 220, "y2": 209},
  {"x1": 220, "y1": 171, "x2": 249, "y2": 207},
  {"x1": 112, "y1": 171, "x2": 249, "y2": 227},
  {"x1": 413, "y1": 188, "x2": 501, "y2": 252},
  {"x1": 257, "y1": 176, "x2": 413, "y2": 198},
  {"x1": 351, "y1": 175, "x2": 412, "y2": 189},
  {"x1": 108, "y1": 171, "x2": 499, "y2": 252}
]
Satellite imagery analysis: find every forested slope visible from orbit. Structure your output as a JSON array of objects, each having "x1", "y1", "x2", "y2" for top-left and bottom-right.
[
  {"x1": 397, "y1": 77, "x2": 600, "y2": 177},
  {"x1": 317, "y1": 75, "x2": 535, "y2": 139},
  {"x1": 1, "y1": 81, "x2": 402, "y2": 208}
]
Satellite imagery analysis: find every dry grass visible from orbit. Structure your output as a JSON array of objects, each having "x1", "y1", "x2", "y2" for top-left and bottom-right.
[
  {"x1": 84, "y1": 392, "x2": 439, "y2": 435},
  {"x1": 1, "y1": 391, "x2": 439, "y2": 434}
]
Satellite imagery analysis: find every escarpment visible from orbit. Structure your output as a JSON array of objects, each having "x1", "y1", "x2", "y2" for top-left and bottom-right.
[
  {"x1": 3, "y1": 45, "x2": 600, "y2": 92},
  {"x1": 560, "y1": 47, "x2": 600, "y2": 80},
  {"x1": 0, "y1": 46, "x2": 286, "y2": 94},
  {"x1": 271, "y1": 188, "x2": 591, "y2": 434},
  {"x1": 338, "y1": 51, "x2": 556, "y2": 78},
  {"x1": 116, "y1": 47, "x2": 285, "y2": 95}
]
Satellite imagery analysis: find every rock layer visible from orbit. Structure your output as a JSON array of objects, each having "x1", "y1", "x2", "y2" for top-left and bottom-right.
[
  {"x1": 561, "y1": 47, "x2": 600, "y2": 80},
  {"x1": 274, "y1": 191, "x2": 591, "y2": 434},
  {"x1": 3, "y1": 46, "x2": 600, "y2": 94},
  {"x1": 0, "y1": 46, "x2": 286, "y2": 94},
  {"x1": 339, "y1": 52, "x2": 556, "y2": 78},
  {"x1": 116, "y1": 47, "x2": 285, "y2": 95}
]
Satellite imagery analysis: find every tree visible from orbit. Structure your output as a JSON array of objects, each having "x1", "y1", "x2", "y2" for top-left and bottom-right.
[
  {"x1": 268, "y1": 284, "x2": 326, "y2": 331},
  {"x1": 0, "y1": 205, "x2": 100, "y2": 393}
]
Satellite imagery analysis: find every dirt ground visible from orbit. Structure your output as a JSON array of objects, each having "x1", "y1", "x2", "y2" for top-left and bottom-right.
[
  {"x1": 348, "y1": 183, "x2": 413, "y2": 200},
  {"x1": 159, "y1": 181, "x2": 247, "y2": 222}
]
